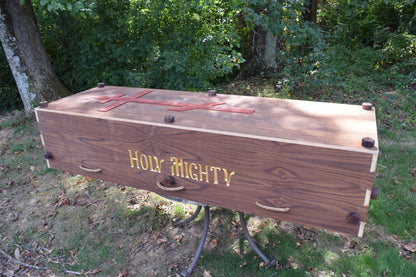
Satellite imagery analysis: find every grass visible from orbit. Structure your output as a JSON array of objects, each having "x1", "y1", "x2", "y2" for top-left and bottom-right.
[
  {"x1": 369, "y1": 130, "x2": 416, "y2": 240},
  {"x1": 1, "y1": 49, "x2": 415, "y2": 276}
]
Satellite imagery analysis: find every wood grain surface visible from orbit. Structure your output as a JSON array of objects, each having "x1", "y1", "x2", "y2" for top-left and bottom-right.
[
  {"x1": 39, "y1": 86, "x2": 379, "y2": 153},
  {"x1": 37, "y1": 106, "x2": 377, "y2": 236}
]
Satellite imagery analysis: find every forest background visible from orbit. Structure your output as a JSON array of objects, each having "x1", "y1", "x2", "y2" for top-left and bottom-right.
[
  {"x1": 0, "y1": 0, "x2": 415, "y2": 111},
  {"x1": 0, "y1": 0, "x2": 416, "y2": 276}
]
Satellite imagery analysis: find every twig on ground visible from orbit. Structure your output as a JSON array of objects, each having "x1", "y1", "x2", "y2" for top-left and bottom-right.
[
  {"x1": 0, "y1": 248, "x2": 47, "y2": 270},
  {"x1": 18, "y1": 268, "x2": 30, "y2": 276},
  {"x1": 64, "y1": 270, "x2": 83, "y2": 275},
  {"x1": 86, "y1": 199, "x2": 100, "y2": 207},
  {"x1": 222, "y1": 239, "x2": 241, "y2": 256},
  {"x1": 130, "y1": 243, "x2": 144, "y2": 258}
]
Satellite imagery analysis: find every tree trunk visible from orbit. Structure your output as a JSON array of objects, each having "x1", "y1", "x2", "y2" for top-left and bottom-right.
[
  {"x1": 240, "y1": 25, "x2": 279, "y2": 78},
  {"x1": 303, "y1": 0, "x2": 319, "y2": 24},
  {"x1": 0, "y1": 0, "x2": 70, "y2": 115}
]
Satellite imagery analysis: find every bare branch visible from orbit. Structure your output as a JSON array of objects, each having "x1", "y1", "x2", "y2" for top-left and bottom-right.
[{"x1": 0, "y1": 248, "x2": 48, "y2": 270}]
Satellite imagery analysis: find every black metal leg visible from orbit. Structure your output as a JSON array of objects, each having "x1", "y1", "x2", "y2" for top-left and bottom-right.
[
  {"x1": 173, "y1": 205, "x2": 202, "y2": 227},
  {"x1": 164, "y1": 195, "x2": 275, "y2": 275},
  {"x1": 181, "y1": 206, "x2": 210, "y2": 277},
  {"x1": 238, "y1": 211, "x2": 276, "y2": 267}
]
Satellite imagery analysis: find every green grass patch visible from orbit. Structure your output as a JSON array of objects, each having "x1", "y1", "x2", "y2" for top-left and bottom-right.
[
  {"x1": 369, "y1": 131, "x2": 416, "y2": 240},
  {"x1": 331, "y1": 242, "x2": 416, "y2": 276}
]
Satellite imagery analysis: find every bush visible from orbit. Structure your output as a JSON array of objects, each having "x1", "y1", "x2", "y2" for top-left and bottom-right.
[
  {"x1": 379, "y1": 33, "x2": 416, "y2": 67},
  {"x1": 321, "y1": 0, "x2": 416, "y2": 50},
  {"x1": 35, "y1": 0, "x2": 243, "y2": 92}
]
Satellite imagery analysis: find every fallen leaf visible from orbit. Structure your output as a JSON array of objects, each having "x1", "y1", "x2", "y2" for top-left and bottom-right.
[
  {"x1": 14, "y1": 248, "x2": 21, "y2": 261},
  {"x1": 41, "y1": 269, "x2": 53, "y2": 277},
  {"x1": 117, "y1": 269, "x2": 128, "y2": 277},
  {"x1": 387, "y1": 194, "x2": 394, "y2": 200},
  {"x1": 399, "y1": 248, "x2": 410, "y2": 257},
  {"x1": 1, "y1": 199, "x2": 10, "y2": 206},
  {"x1": 343, "y1": 240, "x2": 351, "y2": 249},
  {"x1": 152, "y1": 232, "x2": 161, "y2": 240},
  {"x1": 292, "y1": 262, "x2": 299, "y2": 269},
  {"x1": 156, "y1": 237, "x2": 168, "y2": 245},
  {"x1": 168, "y1": 262, "x2": 179, "y2": 272},
  {"x1": 203, "y1": 270, "x2": 212, "y2": 277},
  {"x1": 4, "y1": 270, "x2": 14, "y2": 277},
  {"x1": 285, "y1": 257, "x2": 294, "y2": 269},
  {"x1": 259, "y1": 262, "x2": 265, "y2": 268},
  {"x1": 240, "y1": 261, "x2": 247, "y2": 267},
  {"x1": 9, "y1": 213, "x2": 19, "y2": 222},
  {"x1": 404, "y1": 242, "x2": 416, "y2": 253},
  {"x1": 88, "y1": 268, "x2": 101, "y2": 275},
  {"x1": 43, "y1": 247, "x2": 54, "y2": 254},
  {"x1": 175, "y1": 234, "x2": 183, "y2": 244},
  {"x1": 57, "y1": 197, "x2": 70, "y2": 207},
  {"x1": 209, "y1": 239, "x2": 218, "y2": 248}
]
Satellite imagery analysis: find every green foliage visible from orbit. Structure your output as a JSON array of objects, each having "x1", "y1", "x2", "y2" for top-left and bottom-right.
[
  {"x1": 276, "y1": 20, "x2": 325, "y2": 93},
  {"x1": 321, "y1": 0, "x2": 416, "y2": 50},
  {"x1": 33, "y1": 0, "x2": 89, "y2": 14},
  {"x1": 130, "y1": 0, "x2": 244, "y2": 90},
  {"x1": 35, "y1": 0, "x2": 243, "y2": 92},
  {"x1": 265, "y1": 0, "x2": 416, "y2": 96},
  {"x1": 236, "y1": 0, "x2": 326, "y2": 90},
  {"x1": 379, "y1": 33, "x2": 416, "y2": 67},
  {"x1": 3, "y1": 0, "x2": 415, "y2": 107}
]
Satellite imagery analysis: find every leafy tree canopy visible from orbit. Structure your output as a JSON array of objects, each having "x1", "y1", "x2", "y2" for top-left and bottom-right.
[
  {"x1": 26, "y1": 0, "x2": 89, "y2": 14},
  {"x1": 1, "y1": 0, "x2": 415, "y2": 111}
]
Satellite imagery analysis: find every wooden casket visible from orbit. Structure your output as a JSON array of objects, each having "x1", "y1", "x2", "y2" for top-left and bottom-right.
[{"x1": 35, "y1": 85, "x2": 379, "y2": 237}]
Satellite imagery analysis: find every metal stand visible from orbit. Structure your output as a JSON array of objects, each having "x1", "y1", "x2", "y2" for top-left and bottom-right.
[
  {"x1": 161, "y1": 194, "x2": 275, "y2": 276},
  {"x1": 173, "y1": 205, "x2": 202, "y2": 227},
  {"x1": 238, "y1": 212, "x2": 276, "y2": 267},
  {"x1": 180, "y1": 205, "x2": 210, "y2": 277}
]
